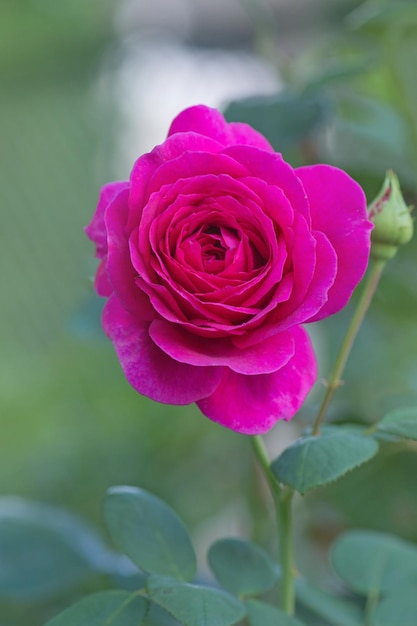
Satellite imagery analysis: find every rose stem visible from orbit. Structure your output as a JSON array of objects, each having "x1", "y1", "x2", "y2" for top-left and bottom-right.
[
  {"x1": 251, "y1": 435, "x2": 295, "y2": 615},
  {"x1": 312, "y1": 258, "x2": 386, "y2": 436}
]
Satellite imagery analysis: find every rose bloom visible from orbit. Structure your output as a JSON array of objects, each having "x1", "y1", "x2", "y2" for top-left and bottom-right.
[{"x1": 86, "y1": 105, "x2": 372, "y2": 434}]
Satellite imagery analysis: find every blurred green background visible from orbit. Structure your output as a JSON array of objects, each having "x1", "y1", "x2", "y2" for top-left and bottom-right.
[{"x1": 1, "y1": 0, "x2": 417, "y2": 624}]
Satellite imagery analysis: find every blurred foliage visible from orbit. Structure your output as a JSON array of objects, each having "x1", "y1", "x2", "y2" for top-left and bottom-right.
[
  {"x1": 1, "y1": 0, "x2": 417, "y2": 624},
  {"x1": 227, "y1": 0, "x2": 417, "y2": 555},
  {"x1": 0, "y1": 0, "x2": 113, "y2": 82}
]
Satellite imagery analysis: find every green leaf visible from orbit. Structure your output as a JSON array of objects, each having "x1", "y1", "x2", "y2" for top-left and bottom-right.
[
  {"x1": 0, "y1": 497, "x2": 113, "y2": 602},
  {"x1": 147, "y1": 575, "x2": 246, "y2": 626},
  {"x1": 224, "y1": 91, "x2": 332, "y2": 150},
  {"x1": 371, "y1": 588, "x2": 417, "y2": 626},
  {"x1": 271, "y1": 432, "x2": 379, "y2": 494},
  {"x1": 246, "y1": 599, "x2": 305, "y2": 626},
  {"x1": 295, "y1": 578, "x2": 363, "y2": 626},
  {"x1": 331, "y1": 530, "x2": 417, "y2": 596},
  {"x1": 208, "y1": 538, "x2": 279, "y2": 597},
  {"x1": 376, "y1": 407, "x2": 417, "y2": 440},
  {"x1": 104, "y1": 486, "x2": 196, "y2": 581},
  {"x1": 141, "y1": 602, "x2": 182, "y2": 626},
  {"x1": 44, "y1": 590, "x2": 147, "y2": 626}
]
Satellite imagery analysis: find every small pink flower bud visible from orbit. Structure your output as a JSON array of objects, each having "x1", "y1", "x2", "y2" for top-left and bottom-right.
[{"x1": 368, "y1": 170, "x2": 414, "y2": 261}]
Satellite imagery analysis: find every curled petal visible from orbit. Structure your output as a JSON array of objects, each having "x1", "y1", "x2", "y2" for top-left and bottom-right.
[
  {"x1": 168, "y1": 104, "x2": 274, "y2": 151},
  {"x1": 94, "y1": 258, "x2": 112, "y2": 297},
  {"x1": 223, "y1": 145, "x2": 310, "y2": 225},
  {"x1": 129, "y1": 132, "x2": 224, "y2": 215},
  {"x1": 85, "y1": 181, "x2": 129, "y2": 258},
  {"x1": 103, "y1": 296, "x2": 223, "y2": 404},
  {"x1": 296, "y1": 164, "x2": 372, "y2": 321},
  {"x1": 149, "y1": 320, "x2": 296, "y2": 374},
  {"x1": 197, "y1": 326, "x2": 317, "y2": 434}
]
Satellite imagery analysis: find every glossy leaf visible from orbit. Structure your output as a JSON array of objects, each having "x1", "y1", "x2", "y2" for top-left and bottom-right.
[
  {"x1": 44, "y1": 590, "x2": 147, "y2": 626},
  {"x1": 0, "y1": 497, "x2": 114, "y2": 602},
  {"x1": 147, "y1": 575, "x2": 246, "y2": 626},
  {"x1": 208, "y1": 538, "x2": 279, "y2": 596},
  {"x1": 295, "y1": 578, "x2": 363, "y2": 626},
  {"x1": 246, "y1": 599, "x2": 305, "y2": 626},
  {"x1": 331, "y1": 530, "x2": 417, "y2": 596},
  {"x1": 104, "y1": 486, "x2": 196, "y2": 581},
  {"x1": 271, "y1": 432, "x2": 378, "y2": 494},
  {"x1": 376, "y1": 407, "x2": 417, "y2": 440}
]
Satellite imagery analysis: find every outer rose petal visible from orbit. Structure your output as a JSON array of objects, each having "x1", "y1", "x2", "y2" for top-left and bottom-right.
[
  {"x1": 105, "y1": 189, "x2": 156, "y2": 321},
  {"x1": 148, "y1": 319, "x2": 296, "y2": 374},
  {"x1": 129, "y1": 132, "x2": 224, "y2": 213},
  {"x1": 168, "y1": 104, "x2": 274, "y2": 152},
  {"x1": 197, "y1": 326, "x2": 317, "y2": 434},
  {"x1": 103, "y1": 296, "x2": 223, "y2": 405},
  {"x1": 94, "y1": 258, "x2": 112, "y2": 297},
  {"x1": 296, "y1": 165, "x2": 372, "y2": 321},
  {"x1": 85, "y1": 181, "x2": 129, "y2": 258}
]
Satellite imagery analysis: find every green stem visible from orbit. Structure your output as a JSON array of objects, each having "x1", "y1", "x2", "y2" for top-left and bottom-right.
[
  {"x1": 364, "y1": 591, "x2": 379, "y2": 626},
  {"x1": 277, "y1": 486, "x2": 295, "y2": 615},
  {"x1": 251, "y1": 435, "x2": 295, "y2": 615},
  {"x1": 312, "y1": 259, "x2": 386, "y2": 436}
]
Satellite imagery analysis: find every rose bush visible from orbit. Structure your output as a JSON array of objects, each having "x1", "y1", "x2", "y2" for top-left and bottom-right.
[{"x1": 86, "y1": 105, "x2": 372, "y2": 434}]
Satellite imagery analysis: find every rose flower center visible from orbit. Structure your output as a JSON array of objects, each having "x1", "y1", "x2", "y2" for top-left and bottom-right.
[{"x1": 178, "y1": 222, "x2": 266, "y2": 277}]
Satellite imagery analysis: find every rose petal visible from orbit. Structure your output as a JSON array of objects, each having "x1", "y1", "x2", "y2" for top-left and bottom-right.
[
  {"x1": 197, "y1": 326, "x2": 317, "y2": 434},
  {"x1": 228, "y1": 121, "x2": 274, "y2": 152},
  {"x1": 168, "y1": 104, "x2": 274, "y2": 151},
  {"x1": 94, "y1": 258, "x2": 112, "y2": 297},
  {"x1": 105, "y1": 189, "x2": 156, "y2": 321},
  {"x1": 103, "y1": 296, "x2": 223, "y2": 404},
  {"x1": 232, "y1": 230, "x2": 337, "y2": 348},
  {"x1": 296, "y1": 164, "x2": 372, "y2": 321},
  {"x1": 129, "y1": 132, "x2": 224, "y2": 218},
  {"x1": 149, "y1": 319, "x2": 296, "y2": 374},
  {"x1": 273, "y1": 230, "x2": 338, "y2": 329},
  {"x1": 223, "y1": 145, "x2": 311, "y2": 224},
  {"x1": 85, "y1": 181, "x2": 129, "y2": 258}
]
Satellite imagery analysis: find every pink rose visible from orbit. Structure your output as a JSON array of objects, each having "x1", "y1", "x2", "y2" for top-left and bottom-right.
[{"x1": 86, "y1": 105, "x2": 372, "y2": 434}]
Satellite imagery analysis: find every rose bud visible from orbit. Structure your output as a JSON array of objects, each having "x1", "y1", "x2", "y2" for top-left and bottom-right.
[{"x1": 368, "y1": 170, "x2": 414, "y2": 262}]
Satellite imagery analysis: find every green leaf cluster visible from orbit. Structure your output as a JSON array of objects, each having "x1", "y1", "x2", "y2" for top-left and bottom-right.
[
  {"x1": 39, "y1": 486, "x2": 305, "y2": 625},
  {"x1": 1, "y1": 407, "x2": 416, "y2": 625}
]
